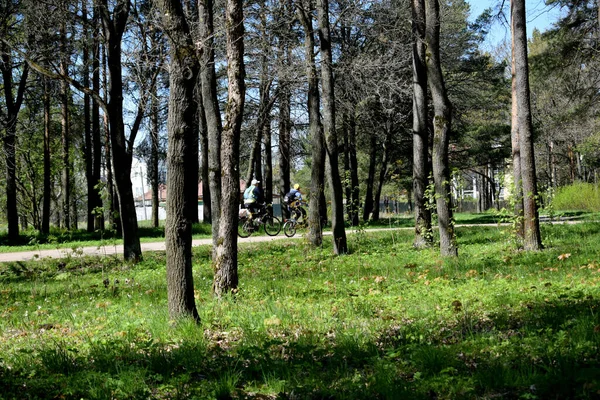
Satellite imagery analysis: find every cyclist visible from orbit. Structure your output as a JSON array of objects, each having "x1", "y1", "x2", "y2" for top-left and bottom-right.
[
  {"x1": 284, "y1": 184, "x2": 306, "y2": 221},
  {"x1": 243, "y1": 179, "x2": 264, "y2": 218}
]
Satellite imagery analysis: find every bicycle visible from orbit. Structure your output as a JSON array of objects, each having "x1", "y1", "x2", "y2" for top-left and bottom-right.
[
  {"x1": 238, "y1": 203, "x2": 281, "y2": 238},
  {"x1": 282, "y1": 204, "x2": 307, "y2": 237}
]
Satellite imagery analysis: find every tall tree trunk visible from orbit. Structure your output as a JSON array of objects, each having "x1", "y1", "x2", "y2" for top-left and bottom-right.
[
  {"x1": 278, "y1": 68, "x2": 291, "y2": 220},
  {"x1": 199, "y1": 90, "x2": 211, "y2": 223},
  {"x1": 98, "y1": 0, "x2": 142, "y2": 261},
  {"x1": 187, "y1": 113, "x2": 199, "y2": 225},
  {"x1": 348, "y1": 109, "x2": 359, "y2": 226},
  {"x1": 372, "y1": 127, "x2": 391, "y2": 221},
  {"x1": 512, "y1": 0, "x2": 542, "y2": 251},
  {"x1": 92, "y1": 16, "x2": 104, "y2": 231},
  {"x1": 83, "y1": 0, "x2": 95, "y2": 233},
  {"x1": 42, "y1": 76, "x2": 51, "y2": 234},
  {"x1": 297, "y1": 2, "x2": 324, "y2": 247},
  {"x1": 213, "y1": 0, "x2": 245, "y2": 296},
  {"x1": 263, "y1": 115, "x2": 273, "y2": 204},
  {"x1": 150, "y1": 88, "x2": 160, "y2": 228},
  {"x1": 60, "y1": 21, "x2": 71, "y2": 230},
  {"x1": 198, "y1": 0, "x2": 222, "y2": 246},
  {"x1": 1, "y1": 47, "x2": 29, "y2": 241},
  {"x1": 158, "y1": 0, "x2": 200, "y2": 321},
  {"x1": 363, "y1": 135, "x2": 377, "y2": 221},
  {"x1": 317, "y1": 0, "x2": 347, "y2": 254},
  {"x1": 510, "y1": 41, "x2": 524, "y2": 235},
  {"x1": 412, "y1": 0, "x2": 432, "y2": 248},
  {"x1": 425, "y1": 0, "x2": 457, "y2": 257},
  {"x1": 277, "y1": 4, "x2": 293, "y2": 220},
  {"x1": 343, "y1": 112, "x2": 351, "y2": 217}
]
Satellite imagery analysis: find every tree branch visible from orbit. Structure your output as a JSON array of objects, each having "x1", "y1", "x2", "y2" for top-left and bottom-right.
[{"x1": 2, "y1": 39, "x2": 109, "y2": 113}]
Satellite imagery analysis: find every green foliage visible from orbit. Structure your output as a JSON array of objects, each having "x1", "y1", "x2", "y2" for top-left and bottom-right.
[
  {"x1": 551, "y1": 183, "x2": 600, "y2": 212},
  {"x1": 1, "y1": 223, "x2": 600, "y2": 398}
]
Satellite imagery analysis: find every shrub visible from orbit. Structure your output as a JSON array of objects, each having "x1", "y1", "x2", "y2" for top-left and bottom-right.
[{"x1": 551, "y1": 182, "x2": 600, "y2": 212}]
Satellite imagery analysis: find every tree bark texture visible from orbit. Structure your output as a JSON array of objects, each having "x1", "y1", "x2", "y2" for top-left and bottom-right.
[
  {"x1": 297, "y1": 2, "x2": 324, "y2": 247},
  {"x1": 98, "y1": 0, "x2": 142, "y2": 261},
  {"x1": 412, "y1": 0, "x2": 432, "y2": 248},
  {"x1": 278, "y1": 75, "x2": 292, "y2": 220},
  {"x1": 425, "y1": 0, "x2": 457, "y2": 257},
  {"x1": 510, "y1": 10, "x2": 524, "y2": 241},
  {"x1": 199, "y1": 90, "x2": 212, "y2": 224},
  {"x1": 92, "y1": 17, "x2": 104, "y2": 231},
  {"x1": 198, "y1": 0, "x2": 222, "y2": 246},
  {"x1": 372, "y1": 128, "x2": 391, "y2": 221},
  {"x1": 263, "y1": 114, "x2": 273, "y2": 204},
  {"x1": 60, "y1": 21, "x2": 71, "y2": 229},
  {"x1": 347, "y1": 110, "x2": 359, "y2": 226},
  {"x1": 158, "y1": 0, "x2": 201, "y2": 322},
  {"x1": 150, "y1": 90, "x2": 161, "y2": 228},
  {"x1": 213, "y1": 0, "x2": 245, "y2": 296},
  {"x1": 1, "y1": 46, "x2": 28, "y2": 241},
  {"x1": 511, "y1": 0, "x2": 542, "y2": 250},
  {"x1": 83, "y1": 1, "x2": 94, "y2": 233},
  {"x1": 317, "y1": 0, "x2": 347, "y2": 254},
  {"x1": 42, "y1": 76, "x2": 51, "y2": 235},
  {"x1": 363, "y1": 135, "x2": 377, "y2": 221}
]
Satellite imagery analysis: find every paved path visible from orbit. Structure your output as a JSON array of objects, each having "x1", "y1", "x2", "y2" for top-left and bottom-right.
[
  {"x1": 0, "y1": 219, "x2": 585, "y2": 263},
  {"x1": 0, "y1": 230, "x2": 313, "y2": 263}
]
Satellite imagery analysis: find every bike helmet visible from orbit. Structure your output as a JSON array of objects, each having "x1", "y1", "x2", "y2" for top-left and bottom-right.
[{"x1": 294, "y1": 183, "x2": 300, "y2": 190}]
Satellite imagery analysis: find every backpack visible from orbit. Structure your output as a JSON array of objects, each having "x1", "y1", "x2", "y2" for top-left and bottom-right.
[
  {"x1": 244, "y1": 186, "x2": 256, "y2": 202},
  {"x1": 284, "y1": 189, "x2": 296, "y2": 205}
]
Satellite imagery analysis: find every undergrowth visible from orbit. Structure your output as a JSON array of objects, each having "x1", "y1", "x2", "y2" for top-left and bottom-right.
[{"x1": 0, "y1": 222, "x2": 600, "y2": 399}]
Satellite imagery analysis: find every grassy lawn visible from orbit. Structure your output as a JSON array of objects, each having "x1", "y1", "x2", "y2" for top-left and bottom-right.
[{"x1": 1, "y1": 220, "x2": 600, "y2": 398}]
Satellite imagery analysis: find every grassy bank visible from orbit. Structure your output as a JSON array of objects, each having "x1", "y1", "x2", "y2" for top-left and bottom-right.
[{"x1": 1, "y1": 222, "x2": 600, "y2": 399}]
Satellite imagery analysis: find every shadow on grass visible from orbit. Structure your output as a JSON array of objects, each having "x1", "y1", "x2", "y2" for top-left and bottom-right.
[{"x1": 2, "y1": 294, "x2": 600, "y2": 399}]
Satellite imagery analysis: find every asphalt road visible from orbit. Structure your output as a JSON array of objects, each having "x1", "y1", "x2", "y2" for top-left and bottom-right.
[{"x1": 0, "y1": 230, "x2": 311, "y2": 263}]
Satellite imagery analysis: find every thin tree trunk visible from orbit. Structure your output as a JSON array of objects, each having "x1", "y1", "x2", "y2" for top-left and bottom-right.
[
  {"x1": 42, "y1": 76, "x2": 51, "y2": 235},
  {"x1": 83, "y1": 0, "x2": 95, "y2": 233},
  {"x1": 150, "y1": 88, "x2": 160, "y2": 228},
  {"x1": 297, "y1": 2, "x2": 324, "y2": 247},
  {"x1": 263, "y1": 115, "x2": 273, "y2": 204},
  {"x1": 348, "y1": 109, "x2": 359, "y2": 226},
  {"x1": 363, "y1": 135, "x2": 377, "y2": 221},
  {"x1": 425, "y1": 0, "x2": 457, "y2": 257},
  {"x1": 187, "y1": 114, "x2": 199, "y2": 225},
  {"x1": 99, "y1": 0, "x2": 142, "y2": 261},
  {"x1": 60, "y1": 21, "x2": 71, "y2": 229},
  {"x1": 512, "y1": 0, "x2": 542, "y2": 251},
  {"x1": 92, "y1": 15, "x2": 104, "y2": 231},
  {"x1": 317, "y1": 0, "x2": 347, "y2": 254},
  {"x1": 412, "y1": 0, "x2": 432, "y2": 248},
  {"x1": 199, "y1": 90, "x2": 211, "y2": 223},
  {"x1": 372, "y1": 128, "x2": 391, "y2": 221},
  {"x1": 213, "y1": 0, "x2": 245, "y2": 296},
  {"x1": 198, "y1": 0, "x2": 222, "y2": 246},
  {"x1": 1, "y1": 46, "x2": 29, "y2": 241},
  {"x1": 278, "y1": 63, "x2": 291, "y2": 220}
]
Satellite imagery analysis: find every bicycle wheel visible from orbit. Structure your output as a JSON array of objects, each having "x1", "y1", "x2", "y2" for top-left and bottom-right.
[
  {"x1": 238, "y1": 219, "x2": 253, "y2": 238},
  {"x1": 283, "y1": 220, "x2": 296, "y2": 237},
  {"x1": 263, "y1": 216, "x2": 281, "y2": 236}
]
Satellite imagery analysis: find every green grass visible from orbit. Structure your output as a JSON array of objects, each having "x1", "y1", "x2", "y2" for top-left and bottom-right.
[
  {"x1": 1, "y1": 222, "x2": 600, "y2": 398},
  {"x1": 551, "y1": 183, "x2": 600, "y2": 212}
]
